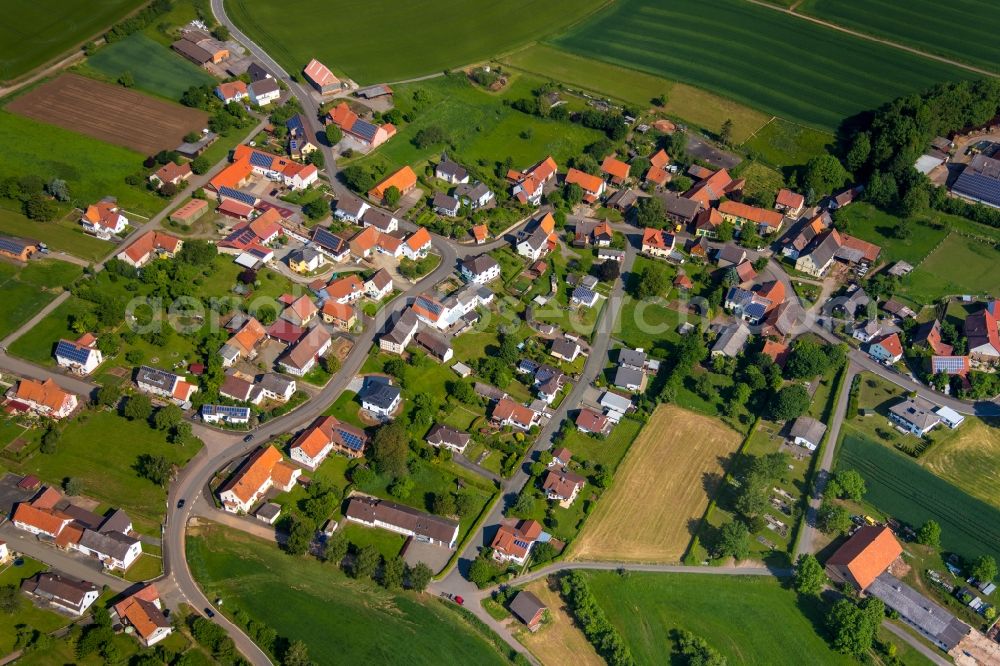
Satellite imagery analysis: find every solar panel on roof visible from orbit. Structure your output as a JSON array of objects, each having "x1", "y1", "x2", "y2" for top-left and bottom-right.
[
  {"x1": 55, "y1": 340, "x2": 92, "y2": 364},
  {"x1": 417, "y1": 296, "x2": 444, "y2": 316},
  {"x1": 219, "y1": 187, "x2": 257, "y2": 206},
  {"x1": 338, "y1": 430, "x2": 364, "y2": 450},
  {"x1": 573, "y1": 287, "x2": 596, "y2": 301},
  {"x1": 0, "y1": 236, "x2": 30, "y2": 254},
  {"x1": 953, "y1": 172, "x2": 1000, "y2": 208},
  {"x1": 932, "y1": 357, "x2": 966, "y2": 374},
  {"x1": 745, "y1": 302, "x2": 768, "y2": 320},
  {"x1": 249, "y1": 150, "x2": 273, "y2": 169},
  {"x1": 350, "y1": 119, "x2": 378, "y2": 142},
  {"x1": 513, "y1": 539, "x2": 530, "y2": 549}
]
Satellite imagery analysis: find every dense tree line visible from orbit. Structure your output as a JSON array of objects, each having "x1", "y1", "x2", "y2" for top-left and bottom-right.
[
  {"x1": 843, "y1": 78, "x2": 1000, "y2": 224},
  {"x1": 560, "y1": 571, "x2": 635, "y2": 666},
  {"x1": 104, "y1": 0, "x2": 173, "y2": 43}
]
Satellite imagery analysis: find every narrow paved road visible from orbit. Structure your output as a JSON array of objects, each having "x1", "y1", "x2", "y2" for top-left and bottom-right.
[
  {"x1": 881, "y1": 619, "x2": 952, "y2": 666},
  {"x1": 0, "y1": 524, "x2": 129, "y2": 592},
  {"x1": 793, "y1": 361, "x2": 858, "y2": 560}
]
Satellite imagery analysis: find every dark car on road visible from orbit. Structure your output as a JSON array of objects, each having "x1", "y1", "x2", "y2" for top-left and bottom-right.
[{"x1": 177, "y1": 499, "x2": 186, "y2": 509}]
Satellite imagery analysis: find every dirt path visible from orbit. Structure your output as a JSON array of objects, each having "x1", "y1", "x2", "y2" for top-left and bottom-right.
[{"x1": 744, "y1": 0, "x2": 997, "y2": 78}]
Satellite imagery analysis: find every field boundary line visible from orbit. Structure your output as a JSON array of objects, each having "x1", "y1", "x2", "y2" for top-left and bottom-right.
[
  {"x1": 742, "y1": 0, "x2": 997, "y2": 78},
  {"x1": 740, "y1": 116, "x2": 777, "y2": 145}
]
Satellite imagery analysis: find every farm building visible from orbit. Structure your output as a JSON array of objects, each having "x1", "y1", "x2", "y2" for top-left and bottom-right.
[
  {"x1": 0, "y1": 235, "x2": 37, "y2": 262},
  {"x1": 344, "y1": 496, "x2": 459, "y2": 548},
  {"x1": 303, "y1": 58, "x2": 346, "y2": 94}
]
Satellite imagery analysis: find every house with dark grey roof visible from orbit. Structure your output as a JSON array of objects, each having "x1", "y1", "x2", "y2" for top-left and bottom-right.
[
  {"x1": 345, "y1": 496, "x2": 459, "y2": 547},
  {"x1": 509, "y1": 591, "x2": 547, "y2": 631},
  {"x1": 551, "y1": 337, "x2": 581, "y2": 363},
  {"x1": 379, "y1": 308, "x2": 418, "y2": 354},
  {"x1": 460, "y1": 254, "x2": 501, "y2": 284},
  {"x1": 889, "y1": 397, "x2": 941, "y2": 436},
  {"x1": 21, "y1": 572, "x2": 99, "y2": 616},
  {"x1": 715, "y1": 244, "x2": 747, "y2": 268},
  {"x1": 618, "y1": 348, "x2": 647, "y2": 370},
  {"x1": 432, "y1": 192, "x2": 461, "y2": 217},
  {"x1": 425, "y1": 424, "x2": 471, "y2": 453},
  {"x1": 435, "y1": 157, "x2": 470, "y2": 184},
  {"x1": 613, "y1": 366, "x2": 644, "y2": 392},
  {"x1": 415, "y1": 330, "x2": 453, "y2": 362},
  {"x1": 868, "y1": 573, "x2": 970, "y2": 652},
  {"x1": 360, "y1": 377, "x2": 401, "y2": 419},
  {"x1": 454, "y1": 181, "x2": 494, "y2": 209},
  {"x1": 789, "y1": 416, "x2": 826, "y2": 450},
  {"x1": 334, "y1": 194, "x2": 370, "y2": 222},
  {"x1": 659, "y1": 190, "x2": 703, "y2": 226}
]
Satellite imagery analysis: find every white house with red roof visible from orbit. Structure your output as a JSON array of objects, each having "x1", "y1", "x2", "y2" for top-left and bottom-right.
[
  {"x1": 114, "y1": 585, "x2": 172, "y2": 647},
  {"x1": 868, "y1": 332, "x2": 903, "y2": 364},
  {"x1": 54, "y1": 334, "x2": 103, "y2": 375},
  {"x1": 402, "y1": 227, "x2": 432, "y2": 260},
  {"x1": 117, "y1": 231, "x2": 182, "y2": 268},
  {"x1": 641, "y1": 228, "x2": 675, "y2": 258},
  {"x1": 215, "y1": 81, "x2": 248, "y2": 104},
  {"x1": 81, "y1": 200, "x2": 128, "y2": 239},
  {"x1": 509, "y1": 156, "x2": 557, "y2": 205},
  {"x1": 491, "y1": 519, "x2": 543, "y2": 565},
  {"x1": 219, "y1": 446, "x2": 300, "y2": 513},
  {"x1": 491, "y1": 398, "x2": 538, "y2": 431},
  {"x1": 135, "y1": 366, "x2": 198, "y2": 406}
]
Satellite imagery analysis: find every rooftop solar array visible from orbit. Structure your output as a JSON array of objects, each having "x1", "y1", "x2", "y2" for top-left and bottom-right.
[
  {"x1": 350, "y1": 119, "x2": 378, "y2": 142},
  {"x1": 312, "y1": 227, "x2": 345, "y2": 251},
  {"x1": 953, "y1": 171, "x2": 1000, "y2": 208},
  {"x1": 416, "y1": 295, "x2": 444, "y2": 316},
  {"x1": 0, "y1": 236, "x2": 32, "y2": 255},
  {"x1": 336, "y1": 429, "x2": 364, "y2": 451},
  {"x1": 55, "y1": 340, "x2": 93, "y2": 364},
  {"x1": 572, "y1": 286, "x2": 596, "y2": 301},
  {"x1": 219, "y1": 187, "x2": 257, "y2": 206},
  {"x1": 513, "y1": 539, "x2": 530, "y2": 549},
  {"x1": 249, "y1": 150, "x2": 273, "y2": 170},
  {"x1": 932, "y1": 356, "x2": 968, "y2": 374},
  {"x1": 745, "y1": 301, "x2": 768, "y2": 321}
]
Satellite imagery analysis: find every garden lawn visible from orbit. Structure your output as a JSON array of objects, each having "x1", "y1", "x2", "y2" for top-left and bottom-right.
[
  {"x1": 744, "y1": 118, "x2": 833, "y2": 169},
  {"x1": 799, "y1": 0, "x2": 1000, "y2": 74},
  {"x1": 11, "y1": 411, "x2": 202, "y2": 533},
  {"x1": 836, "y1": 203, "x2": 948, "y2": 266},
  {"x1": 0, "y1": 207, "x2": 110, "y2": 262},
  {"x1": 558, "y1": 416, "x2": 643, "y2": 472},
  {"x1": 9, "y1": 296, "x2": 92, "y2": 364},
  {"x1": 226, "y1": 0, "x2": 608, "y2": 83},
  {"x1": 0, "y1": 557, "x2": 72, "y2": 653},
  {"x1": 901, "y1": 234, "x2": 1000, "y2": 304},
  {"x1": 502, "y1": 44, "x2": 769, "y2": 141},
  {"x1": 340, "y1": 522, "x2": 406, "y2": 560},
  {"x1": 585, "y1": 571, "x2": 855, "y2": 666},
  {"x1": 837, "y1": 431, "x2": 1000, "y2": 562},
  {"x1": 83, "y1": 33, "x2": 215, "y2": 100},
  {"x1": 0, "y1": 259, "x2": 81, "y2": 340},
  {"x1": 187, "y1": 523, "x2": 510, "y2": 665},
  {"x1": 323, "y1": 390, "x2": 366, "y2": 429},
  {"x1": 0, "y1": 110, "x2": 163, "y2": 216},
  {"x1": 552, "y1": 0, "x2": 974, "y2": 131},
  {"x1": 0, "y1": 0, "x2": 147, "y2": 81}
]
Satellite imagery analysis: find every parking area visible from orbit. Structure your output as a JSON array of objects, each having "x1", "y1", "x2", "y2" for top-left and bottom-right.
[
  {"x1": 401, "y1": 538, "x2": 453, "y2": 573},
  {"x1": 0, "y1": 473, "x2": 35, "y2": 518}
]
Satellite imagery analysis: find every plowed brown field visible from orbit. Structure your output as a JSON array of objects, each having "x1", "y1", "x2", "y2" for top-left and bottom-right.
[{"x1": 7, "y1": 74, "x2": 208, "y2": 154}]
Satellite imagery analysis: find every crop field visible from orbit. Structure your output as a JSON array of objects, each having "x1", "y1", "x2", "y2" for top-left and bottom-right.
[
  {"x1": 84, "y1": 33, "x2": 215, "y2": 100},
  {"x1": 744, "y1": 118, "x2": 833, "y2": 169},
  {"x1": 920, "y1": 419, "x2": 1000, "y2": 512},
  {"x1": 901, "y1": 234, "x2": 1000, "y2": 304},
  {"x1": 799, "y1": 0, "x2": 1000, "y2": 74},
  {"x1": 586, "y1": 572, "x2": 855, "y2": 666},
  {"x1": 7, "y1": 74, "x2": 209, "y2": 154},
  {"x1": 226, "y1": 0, "x2": 609, "y2": 83},
  {"x1": 837, "y1": 432, "x2": 1000, "y2": 561},
  {"x1": 0, "y1": 0, "x2": 146, "y2": 82},
  {"x1": 517, "y1": 578, "x2": 603, "y2": 666},
  {"x1": 187, "y1": 523, "x2": 510, "y2": 665},
  {"x1": 551, "y1": 0, "x2": 973, "y2": 131},
  {"x1": 501, "y1": 45, "x2": 770, "y2": 142},
  {"x1": 570, "y1": 405, "x2": 742, "y2": 562},
  {"x1": 0, "y1": 260, "x2": 83, "y2": 340},
  {"x1": 0, "y1": 112, "x2": 163, "y2": 216}
]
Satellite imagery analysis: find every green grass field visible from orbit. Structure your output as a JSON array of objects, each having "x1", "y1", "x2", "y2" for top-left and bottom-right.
[
  {"x1": 551, "y1": 0, "x2": 973, "y2": 131},
  {"x1": 901, "y1": 234, "x2": 1000, "y2": 304},
  {"x1": 187, "y1": 523, "x2": 511, "y2": 665},
  {"x1": 799, "y1": 0, "x2": 1000, "y2": 73},
  {"x1": 0, "y1": 207, "x2": 112, "y2": 262},
  {"x1": 0, "y1": 110, "x2": 163, "y2": 216},
  {"x1": 83, "y1": 33, "x2": 215, "y2": 100},
  {"x1": 744, "y1": 118, "x2": 833, "y2": 169},
  {"x1": 585, "y1": 571, "x2": 854, "y2": 665},
  {"x1": 501, "y1": 44, "x2": 770, "y2": 142},
  {"x1": 11, "y1": 410, "x2": 202, "y2": 533},
  {"x1": 0, "y1": 0, "x2": 147, "y2": 82},
  {"x1": 836, "y1": 203, "x2": 948, "y2": 267},
  {"x1": 226, "y1": 0, "x2": 608, "y2": 83},
  {"x1": 837, "y1": 431, "x2": 1000, "y2": 561},
  {"x1": 557, "y1": 416, "x2": 643, "y2": 472},
  {"x1": 9, "y1": 296, "x2": 95, "y2": 364},
  {"x1": 353, "y1": 73, "x2": 603, "y2": 174},
  {"x1": 0, "y1": 260, "x2": 82, "y2": 340}
]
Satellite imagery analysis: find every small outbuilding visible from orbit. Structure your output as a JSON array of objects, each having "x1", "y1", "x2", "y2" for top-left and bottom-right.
[{"x1": 508, "y1": 591, "x2": 547, "y2": 631}]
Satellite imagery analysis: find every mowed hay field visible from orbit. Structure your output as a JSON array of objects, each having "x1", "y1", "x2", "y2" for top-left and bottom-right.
[
  {"x1": 0, "y1": 0, "x2": 146, "y2": 82},
  {"x1": 570, "y1": 405, "x2": 742, "y2": 562},
  {"x1": 226, "y1": 0, "x2": 609, "y2": 83},
  {"x1": 7, "y1": 74, "x2": 209, "y2": 154},
  {"x1": 501, "y1": 45, "x2": 770, "y2": 142},
  {"x1": 551, "y1": 0, "x2": 974, "y2": 131},
  {"x1": 920, "y1": 419, "x2": 1000, "y2": 511},
  {"x1": 799, "y1": 0, "x2": 1000, "y2": 73},
  {"x1": 517, "y1": 579, "x2": 603, "y2": 666}
]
